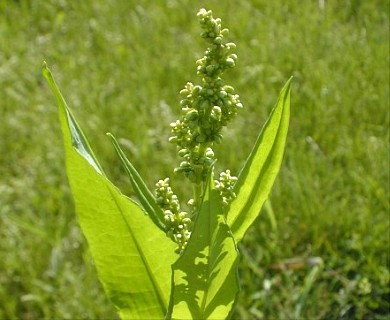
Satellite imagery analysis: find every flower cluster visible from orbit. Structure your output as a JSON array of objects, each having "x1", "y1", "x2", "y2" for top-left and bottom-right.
[
  {"x1": 169, "y1": 8, "x2": 243, "y2": 185},
  {"x1": 215, "y1": 170, "x2": 238, "y2": 206},
  {"x1": 155, "y1": 178, "x2": 191, "y2": 253},
  {"x1": 155, "y1": 8, "x2": 242, "y2": 253}
]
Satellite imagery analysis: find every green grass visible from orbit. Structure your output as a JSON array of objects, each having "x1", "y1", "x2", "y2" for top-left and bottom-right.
[{"x1": 1, "y1": 0, "x2": 389, "y2": 319}]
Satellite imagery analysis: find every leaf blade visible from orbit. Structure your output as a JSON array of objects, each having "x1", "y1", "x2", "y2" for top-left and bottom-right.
[
  {"x1": 227, "y1": 78, "x2": 292, "y2": 243},
  {"x1": 42, "y1": 63, "x2": 177, "y2": 319},
  {"x1": 107, "y1": 133, "x2": 166, "y2": 231},
  {"x1": 167, "y1": 170, "x2": 240, "y2": 319}
]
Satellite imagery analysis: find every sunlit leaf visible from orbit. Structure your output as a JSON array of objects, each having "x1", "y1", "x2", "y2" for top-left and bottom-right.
[
  {"x1": 227, "y1": 78, "x2": 292, "y2": 243},
  {"x1": 167, "y1": 170, "x2": 240, "y2": 320},
  {"x1": 42, "y1": 63, "x2": 177, "y2": 319}
]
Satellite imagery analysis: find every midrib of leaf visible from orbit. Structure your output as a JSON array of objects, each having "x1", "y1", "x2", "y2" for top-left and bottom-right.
[
  {"x1": 106, "y1": 184, "x2": 167, "y2": 315},
  {"x1": 65, "y1": 107, "x2": 104, "y2": 175},
  {"x1": 42, "y1": 63, "x2": 102, "y2": 175}
]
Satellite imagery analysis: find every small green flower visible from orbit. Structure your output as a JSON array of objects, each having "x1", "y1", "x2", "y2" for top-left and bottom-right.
[
  {"x1": 155, "y1": 178, "x2": 191, "y2": 253},
  {"x1": 215, "y1": 170, "x2": 238, "y2": 206}
]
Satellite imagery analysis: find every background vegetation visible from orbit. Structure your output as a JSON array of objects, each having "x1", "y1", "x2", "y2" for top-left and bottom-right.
[{"x1": 0, "y1": 0, "x2": 388, "y2": 319}]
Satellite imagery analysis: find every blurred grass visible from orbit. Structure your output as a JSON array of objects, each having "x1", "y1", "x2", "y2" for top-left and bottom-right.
[{"x1": 0, "y1": 0, "x2": 389, "y2": 319}]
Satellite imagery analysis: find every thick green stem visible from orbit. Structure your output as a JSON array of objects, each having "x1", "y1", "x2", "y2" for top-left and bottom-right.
[
  {"x1": 190, "y1": 142, "x2": 209, "y2": 211},
  {"x1": 192, "y1": 182, "x2": 203, "y2": 214}
]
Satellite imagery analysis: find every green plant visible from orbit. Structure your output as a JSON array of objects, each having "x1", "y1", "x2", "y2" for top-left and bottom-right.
[{"x1": 43, "y1": 8, "x2": 291, "y2": 319}]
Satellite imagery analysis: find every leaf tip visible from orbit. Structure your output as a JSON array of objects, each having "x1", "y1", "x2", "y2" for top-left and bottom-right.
[
  {"x1": 106, "y1": 132, "x2": 119, "y2": 147},
  {"x1": 42, "y1": 61, "x2": 49, "y2": 77},
  {"x1": 42, "y1": 62, "x2": 56, "y2": 89},
  {"x1": 285, "y1": 76, "x2": 293, "y2": 90}
]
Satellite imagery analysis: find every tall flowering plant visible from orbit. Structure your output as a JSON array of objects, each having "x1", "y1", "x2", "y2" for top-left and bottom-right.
[{"x1": 43, "y1": 8, "x2": 291, "y2": 320}]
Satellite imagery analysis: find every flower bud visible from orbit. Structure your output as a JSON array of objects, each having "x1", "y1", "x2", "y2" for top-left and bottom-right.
[
  {"x1": 192, "y1": 85, "x2": 202, "y2": 95},
  {"x1": 180, "y1": 88, "x2": 190, "y2": 96},
  {"x1": 224, "y1": 85, "x2": 234, "y2": 93},
  {"x1": 180, "y1": 211, "x2": 188, "y2": 218},
  {"x1": 214, "y1": 36, "x2": 222, "y2": 45},
  {"x1": 213, "y1": 105, "x2": 222, "y2": 115},
  {"x1": 185, "y1": 109, "x2": 199, "y2": 121},
  {"x1": 221, "y1": 28, "x2": 229, "y2": 36},
  {"x1": 179, "y1": 161, "x2": 190, "y2": 169},
  {"x1": 205, "y1": 148, "x2": 214, "y2": 158},
  {"x1": 218, "y1": 90, "x2": 227, "y2": 98},
  {"x1": 168, "y1": 136, "x2": 177, "y2": 143},
  {"x1": 225, "y1": 58, "x2": 235, "y2": 67},
  {"x1": 182, "y1": 218, "x2": 192, "y2": 224},
  {"x1": 226, "y1": 42, "x2": 236, "y2": 50},
  {"x1": 178, "y1": 148, "x2": 189, "y2": 157}
]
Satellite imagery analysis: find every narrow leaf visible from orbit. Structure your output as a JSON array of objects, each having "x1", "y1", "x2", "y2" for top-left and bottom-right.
[
  {"x1": 167, "y1": 170, "x2": 240, "y2": 320},
  {"x1": 227, "y1": 78, "x2": 292, "y2": 243},
  {"x1": 42, "y1": 63, "x2": 177, "y2": 319},
  {"x1": 107, "y1": 133, "x2": 166, "y2": 231}
]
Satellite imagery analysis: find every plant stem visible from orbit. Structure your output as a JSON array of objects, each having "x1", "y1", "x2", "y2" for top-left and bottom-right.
[
  {"x1": 191, "y1": 142, "x2": 210, "y2": 213},
  {"x1": 192, "y1": 182, "x2": 203, "y2": 215}
]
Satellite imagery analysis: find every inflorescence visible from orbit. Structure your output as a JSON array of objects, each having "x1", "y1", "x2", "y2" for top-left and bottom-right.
[{"x1": 155, "y1": 8, "x2": 243, "y2": 254}]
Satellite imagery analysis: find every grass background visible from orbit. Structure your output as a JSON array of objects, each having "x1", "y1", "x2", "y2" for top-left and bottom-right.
[{"x1": 0, "y1": 0, "x2": 389, "y2": 319}]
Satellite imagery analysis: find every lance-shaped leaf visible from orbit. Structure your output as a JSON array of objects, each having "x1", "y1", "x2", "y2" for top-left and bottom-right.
[
  {"x1": 227, "y1": 78, "x2": 292, "y2": 243},
  {"x1": 167, "y1": 170, "x2": 240, "y2": 320},
  {"x1": 107, "y1": 133, "x2": 166, "y2": 232},
  {"x1": 42, "y1": 63, "x2": 177, "y2": 319}
]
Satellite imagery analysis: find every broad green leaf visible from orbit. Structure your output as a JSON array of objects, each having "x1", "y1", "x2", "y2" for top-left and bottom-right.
[
  {"x1": 167, "y1": 170, "x2": 239, "y2": 320},
  {"x1": 42, "y1": 63, "x2": 177, "y2": 319},
  {"x1": 107, "y1": 133, "x2": 166, "y2": 232},
  {"x1": 227, "y1": 78, "x2": 292, "y2": 243}
]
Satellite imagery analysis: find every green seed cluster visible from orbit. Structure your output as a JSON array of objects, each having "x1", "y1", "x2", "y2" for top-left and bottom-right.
[
  {"x1": 155, "y1": 178, "x2": 191, "y2": 253},
  {"x1": 155, "y1": 8, "x2": 241, "y2": 253},
  {"x1": 169, "y1": 8, "x2": 243, "y2": 184},
  {"x1": 215, "y1": 170, "x2": 238, "y2": 206}
]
